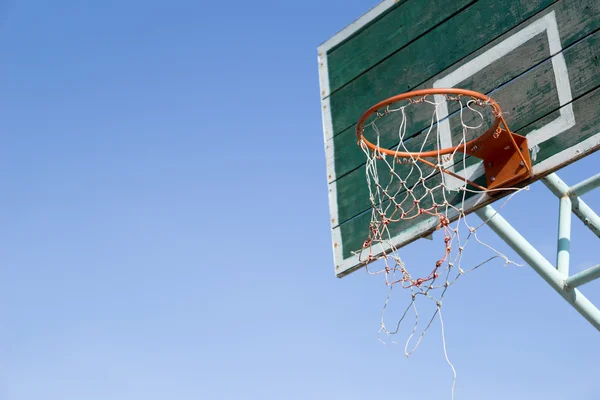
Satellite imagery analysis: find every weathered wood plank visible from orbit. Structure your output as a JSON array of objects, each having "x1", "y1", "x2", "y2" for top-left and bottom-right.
[
  {"x1": 338, "y1": 85, "x2": 600, "y2": 259},
  {"x1": 330, "y1": 29, "x2": 552, "y2": 181},
  {"x1": 327, "y1": 0, "x2": 600, "y2": 182},
  {"x1": 328, "y1": 0, "x2": 558, "y2": 137},
  {"x1": 521, "y1": 92, "x2": 600, "y2": 162},
  {"x1": 326, "y1": 0, "x2": 477, "y2": 95}
]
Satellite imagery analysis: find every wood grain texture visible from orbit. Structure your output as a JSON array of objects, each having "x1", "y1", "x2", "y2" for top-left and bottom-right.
[
  {"x1": 334, "y1": 28, "x2": 600, "y2": 226},
  {"x1": 326, "y1": 0, "x2": 476, "y2": 94},
  {"x1": 330, "y1": 30, "x2": 551, "y2": 182},
  {"x1": 321, "y1": 0, "x2": 600, "y2": 274},
  {"x1": 338, "y1": 85, "x2": 600, "y2": 260},
  {"x1": 328, "y1": 0, "x2": 557, "y2": 136},
  {"x1": 328, "y1": 0, "x2": 599, "y2": 183}
]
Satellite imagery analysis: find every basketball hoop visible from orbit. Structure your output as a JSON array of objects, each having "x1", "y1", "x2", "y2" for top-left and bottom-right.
[
  {"x1": 356, "y1": 87, "x2": 533, "y2": 286},
  {"x1": 319, "y1": 2, "x2": 600, "y2": 396},
  {"x1": 356, "y1": 88, "x2": 533, "y2": 191},
  {"x1": 354, "y1": 88, "x2": 534, "y2": 364}
]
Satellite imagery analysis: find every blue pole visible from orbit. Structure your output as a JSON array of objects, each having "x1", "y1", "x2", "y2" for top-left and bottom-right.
[{"x1": 475, "y1": 205, "x2": 600, "y2": 331}]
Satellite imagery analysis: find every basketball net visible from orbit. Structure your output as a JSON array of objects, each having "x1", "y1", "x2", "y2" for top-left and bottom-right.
[{"x1": 355, "y1": 91, "x2": 529, "y2": 398}]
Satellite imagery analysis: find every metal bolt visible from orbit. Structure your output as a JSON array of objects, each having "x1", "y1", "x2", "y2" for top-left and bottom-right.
[
  {"x1": 491, "y1": 176, "x2": 496, "y2": 182},
  {"x1": 488, "y1": 162, "x2": 493, "y2": 167},
  {"x1": 519, "y1": 161, "x2": 525, "y2": 167}
]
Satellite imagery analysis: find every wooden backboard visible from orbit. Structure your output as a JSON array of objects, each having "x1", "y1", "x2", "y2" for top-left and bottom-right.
[{"x1": 318, "y1": 0, "x2": 600, "y2": 277}]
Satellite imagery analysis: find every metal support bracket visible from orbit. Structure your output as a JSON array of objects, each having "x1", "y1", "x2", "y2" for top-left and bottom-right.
[
  {"x1": 475, "y1": 172, "x2": 600, "y2": 331},
  {"x1": 467, "y1": 127, "x2": 532, "y2": 190}
]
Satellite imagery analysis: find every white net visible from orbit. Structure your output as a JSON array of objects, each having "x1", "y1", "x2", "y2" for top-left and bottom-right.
[{"x1": 355, "y1": 92, "x2": 528, "y2": 398}]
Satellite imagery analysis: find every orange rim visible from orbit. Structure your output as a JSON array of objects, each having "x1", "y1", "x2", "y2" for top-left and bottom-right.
[
  {"x1": 356, "y1": 88, "x2": 503, "y2": 158},
  {"x1": 355, "y1": 88, "x2": 536, "y2": 191}
]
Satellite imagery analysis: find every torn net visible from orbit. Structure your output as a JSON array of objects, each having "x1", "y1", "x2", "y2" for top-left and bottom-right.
[{"x1": 355, "y1": 93, "x2": 528, "y2": 399}]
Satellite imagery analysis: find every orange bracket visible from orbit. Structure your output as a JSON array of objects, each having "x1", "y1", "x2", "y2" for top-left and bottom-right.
[{"x1": 466, "y1": 127, "x2": 533, "y2": 190}]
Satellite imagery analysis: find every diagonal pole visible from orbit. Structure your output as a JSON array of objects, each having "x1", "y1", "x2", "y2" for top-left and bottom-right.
[
  {"x1": 475, "y1": 204, "x2": 600, "y2": 331},
  {"x1": 542, "y1": 173, "x2": 600, "y2": 239}
]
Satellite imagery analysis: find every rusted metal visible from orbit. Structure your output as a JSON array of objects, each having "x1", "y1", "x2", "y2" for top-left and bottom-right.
[{"x1": 466, "y1": 126, "x2": 532, "y2": 190}]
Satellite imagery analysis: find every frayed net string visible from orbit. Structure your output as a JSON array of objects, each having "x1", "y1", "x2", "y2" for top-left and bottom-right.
[{"x1": 355, "y1": 93, "x2": 528, "y2": 399}]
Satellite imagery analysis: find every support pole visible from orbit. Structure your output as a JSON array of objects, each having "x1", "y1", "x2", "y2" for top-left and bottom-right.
[
  {"x1": 557, "y1": 196, "x2": 571, "y2": 276},
  {"x1": 567, "y1": 264, "x2": 600, "y2": 289},
  {"x1": 475, "y1": 205, "x2": 600, "y2": 331},
  {"x1": 542, "y1": 173, "x2": 600, "y2": 239},
  {"x1": 569, "y1": 173, "x2": 600, "y2": 196},
  {"x1": 571, "y1": 197, "x2": 600, "y2": 239}
]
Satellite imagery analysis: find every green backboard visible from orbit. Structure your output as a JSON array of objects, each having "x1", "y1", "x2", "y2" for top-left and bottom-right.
[{"x1": 318, "y1": 0, "x2": 600, "y2": 277}]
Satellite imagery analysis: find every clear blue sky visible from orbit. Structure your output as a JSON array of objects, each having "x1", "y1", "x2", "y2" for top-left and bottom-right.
[{"x1": 1, "y1": 1, "x2": 598, "y2": 399}]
